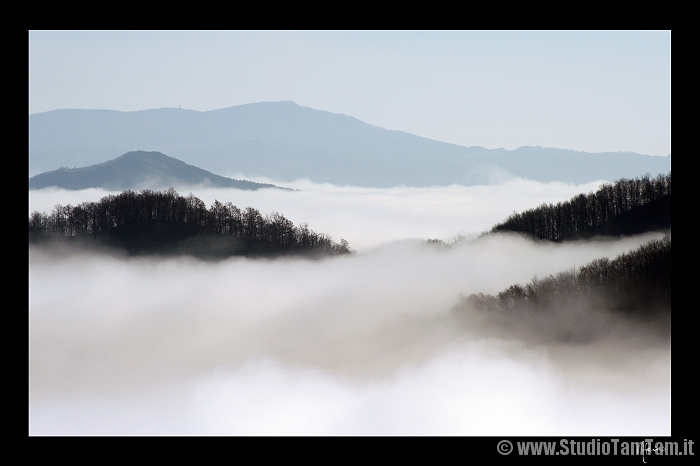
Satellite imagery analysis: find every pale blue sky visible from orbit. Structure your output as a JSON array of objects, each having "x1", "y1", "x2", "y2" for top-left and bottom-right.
[{"x1": 28, "y1": 30, "x2": 670, "y2": 156}]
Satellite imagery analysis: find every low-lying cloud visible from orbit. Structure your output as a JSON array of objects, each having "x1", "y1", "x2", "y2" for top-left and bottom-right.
[{"x1": 28, "y1": 178, "x2": 670, "y2": 435}]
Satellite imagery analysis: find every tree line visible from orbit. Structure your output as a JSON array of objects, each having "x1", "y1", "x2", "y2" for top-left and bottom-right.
[
  {"x1": 456, "y1": 235, "x2": 671, "y2": 316},
  {"x1": 492, "y1": 172, "x2": 671, "y2": 241},
  {"x1": 29, "y1": 189, "x2": 353, "y2": 257}
]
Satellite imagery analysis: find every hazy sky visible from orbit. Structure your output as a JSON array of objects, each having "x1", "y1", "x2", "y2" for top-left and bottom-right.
[{"x1": 28, "y1": 30, "x2": 671, "y2": 156}]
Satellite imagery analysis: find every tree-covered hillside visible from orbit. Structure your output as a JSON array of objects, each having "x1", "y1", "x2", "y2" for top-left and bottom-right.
[
  {"x1": 29, "y1": 189, "x2": 352, "y2": 258},
  {"x1": 456, "y1": 236, "x2": 671, "y2": 317},
  {"x1": 492, "y1": 173, "x2": 671, "y2": 241}
]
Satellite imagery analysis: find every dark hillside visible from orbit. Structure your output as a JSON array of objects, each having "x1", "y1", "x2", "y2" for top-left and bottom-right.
[
  {"x1": 492, "y1": 173, "x2": 671, "y2": 241},
  {"x1": 454, "y1": 236, "x2": 671, "y2": 342},
  {"x1": 29, "y1": 189, "x2": 351, "y2": 259},
  {"x1": 567, "y1": 194, "x2": 671, "y2": 240}
]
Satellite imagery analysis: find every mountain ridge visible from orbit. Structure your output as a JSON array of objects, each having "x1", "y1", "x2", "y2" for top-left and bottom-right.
[{"x1": 30, "y1": 102, "x2": 670, "y2": 187}]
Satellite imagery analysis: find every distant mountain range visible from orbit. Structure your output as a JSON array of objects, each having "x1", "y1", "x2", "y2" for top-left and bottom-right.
[
  {"x1": 29, "y1": 151, "x2": 279, "y2": 191},
  {"x1": 29, "y1": 102, "x2": 671, "y2": 187}
]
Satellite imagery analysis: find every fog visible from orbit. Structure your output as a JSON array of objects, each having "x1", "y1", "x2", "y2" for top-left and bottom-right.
[
  {"x1": 29, "y1": 177, "x2": 609, "y2": 251},
  {"x1": 29, "y1": 179, "x2": 670, "y2": 435}
]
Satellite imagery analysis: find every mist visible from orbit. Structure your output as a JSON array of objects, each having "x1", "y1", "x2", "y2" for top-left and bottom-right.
[
  {"x1": 29, "y1": 179, "x2": 670, "y2": 435},
  {"x1": 29, "y1": 177, "x2": 609, "y2": 251}
]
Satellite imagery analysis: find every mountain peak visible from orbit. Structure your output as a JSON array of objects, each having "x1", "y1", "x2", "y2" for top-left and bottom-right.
[{"x1": 30, "y1": 151, "x2": 278, "y2": 191}]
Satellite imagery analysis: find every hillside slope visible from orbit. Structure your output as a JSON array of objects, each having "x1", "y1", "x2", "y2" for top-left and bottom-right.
[{"x1": 492, "y1": 173, "x2": 671, "y2": 241}]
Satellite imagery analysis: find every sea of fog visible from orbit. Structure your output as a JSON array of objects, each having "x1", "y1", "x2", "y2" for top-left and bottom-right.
[{"x1": 29, "y1": 178, "x2": 670, "y2": 435}]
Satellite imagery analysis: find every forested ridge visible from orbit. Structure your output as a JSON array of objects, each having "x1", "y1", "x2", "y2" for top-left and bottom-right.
[
  {"x1": 28, "y1": 189, "x2": 352, "y2": 258},
  {"x1": 492, "y1": 172, "x2": 671, "y2": 241},
  {"x1": 456, "y1": 235, "x2": 671, "y2": 317}
]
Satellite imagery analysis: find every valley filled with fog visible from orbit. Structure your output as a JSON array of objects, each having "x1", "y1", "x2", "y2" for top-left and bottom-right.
[{"x1": 29, "y1": 178, "x2": 670, "y2": 435}]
